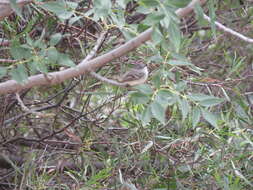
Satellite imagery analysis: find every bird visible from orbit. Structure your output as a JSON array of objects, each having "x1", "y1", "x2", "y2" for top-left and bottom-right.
[{"x1": 117, "y1": 62, "x2": 148, "y2": 86}]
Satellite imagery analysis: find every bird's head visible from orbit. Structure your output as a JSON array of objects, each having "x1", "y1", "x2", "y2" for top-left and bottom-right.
[{"x1": 130, "y1": 61, "x2": 147, "y2": 69}]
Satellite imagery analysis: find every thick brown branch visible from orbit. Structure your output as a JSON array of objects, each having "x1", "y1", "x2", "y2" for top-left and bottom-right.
[{"x1": 0, "y1": 0, "x2": 207, "y2": 95}]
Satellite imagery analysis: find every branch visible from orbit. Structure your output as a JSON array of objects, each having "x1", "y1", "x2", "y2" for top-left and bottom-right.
[
  {"x1": 82, "y1": 31, "x2": 107, "y2": 62},
  {"x1": 85, "y1": 30, "x2": 127, "y2": 86},
  {"x1": 203, "y1": 14, "x2": 253, "y2": 43},
  {"x1": 0, "y1": 0, "x2": 207, "y2": 95},
  {"x1": 15, "y1": 92, "x2": 44, "y2": 117},
  {"x1": 90, "y1": 71, "x2": 127, "y2": 87},
  {"x1": 0, "y1": 59, "x2": 17, "y2": 63},
  {"x1": 77, "y1": 30, "x2": 125, "y2": 86}
]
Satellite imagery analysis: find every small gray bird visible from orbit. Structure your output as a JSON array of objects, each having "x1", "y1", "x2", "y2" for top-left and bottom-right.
[{"x1": 117, "y1": 62, "x2": 148, "y2": 86}]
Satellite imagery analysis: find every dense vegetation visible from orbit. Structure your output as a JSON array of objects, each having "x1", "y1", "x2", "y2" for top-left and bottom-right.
[{"x1": 0, "y1": 0, "x2": 253, "y2": 189}]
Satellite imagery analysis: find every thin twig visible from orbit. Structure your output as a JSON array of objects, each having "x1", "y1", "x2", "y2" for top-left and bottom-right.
[
  {"x1": 84, "y1": 31, "x2": 127, "y2": 86},
  {"x1": 4, "y1": 81, "x2": 78, "y2": 126},
  {"x1": 0, "y1": 59, "x2": 17, "y2": 63},
  {"x1": 83, "y1": 31, "x2": 107, "y2": 62},
  {"x1": 90, "y1": 71, "x2": 127, "y2": 87},
  {"x1": 15, "y1": 93, "x2": 44, "y2": 117},
  {"x1": 203, "y1": 14, "x2": 253, "y2": 43}
]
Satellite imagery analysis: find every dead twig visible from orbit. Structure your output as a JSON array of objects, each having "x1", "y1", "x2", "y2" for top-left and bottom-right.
[{"x1": 203, "y1": 14, "x2": 253, "y2": 43}]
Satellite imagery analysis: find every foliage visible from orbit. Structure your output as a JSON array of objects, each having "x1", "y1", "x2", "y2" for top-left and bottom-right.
[{"x1": 0, "y1": 0, "x2": 253, "y2": 189}]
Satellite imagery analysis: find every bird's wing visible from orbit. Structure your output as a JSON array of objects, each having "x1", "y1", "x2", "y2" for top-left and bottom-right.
[{"x1": 120, "y1": 70, "x2": 145, "y2": 82}]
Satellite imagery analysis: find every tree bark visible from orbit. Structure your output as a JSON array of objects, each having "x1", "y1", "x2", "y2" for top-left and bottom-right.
[{"x1": 0, "y1": 0, "x2": 207, "y2": 95}]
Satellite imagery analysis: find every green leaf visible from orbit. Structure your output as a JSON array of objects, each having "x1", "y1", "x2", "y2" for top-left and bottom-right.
[
  {"x1": 32, "y1": 56, "x2": 48, "y2": 73},
  {"x1": 168, "y1": 20, "x2": 181, "y2": 52},
  {"x1": 26, "y1": 35, "x2": 34, "y2": 47},
  {"x1": 194, "y1": 1, "x2": 206, "y2": 25},
  {"x1": 117, "y1": 0, "x2": 129, "y2": 8},
  {"x1": 121, "y1": 28, "x2": 136, "y2": 41},
  {"x1": 50, "y1": 33, "x2": 62, "y2": 46},
  {"x1": 163, "y1": 4, "x2": 180, "y2": 23},
  {"x1": 136, "y1": 5, "x2": 152, "y2": 14},
  {"x1": 208, "y1": 0, "x2": 217, "y2": 38},
  {"x1": 174, "y1": 81, "x2": 187, "y2": 92},
  {"x1": 37, "y1": 62, "x2": 48, "y2": 73},
  {"x1": 133, "y1": 84, "x2": 153, "y2": 95},
  {"x1": 155, "y1": 90, "x2": 174, "y2": 106},
  {"x1": 160, "y1": 16, "x2": 171, "y2": 29},
  {"x1": 199, "y1": 98, "x2": 224, "y2": 107},
  {"x1": 234, "y1": 102, "x2": 249, "y2": 120},
  {"x1": 33, "y1": 39, "x2": 47, "y2": 49},
  {"x1": 139, "y1": 0, "x2": 159, "y2": 7},
  {"x1": 192, "y1": 107, "x2": 201, "y2": 127},
  {"x1": 10, "y1": 64, "x2": 28, "y2": 84},
  {"x1": 141, "y1": 105, "x2": 152, "y2": 126},
  {"x1": 58, "y1": 53, "x2": 75, "y2": 67},
  {"x1": 86, "y1": 167, "x2": 111, "y2": 186},
  {"x1": 110, "y1": 11, "x2": 125, "y2": 28},
  {"x1": 0, "y1": 67, "x2": 8, "y2": 79},
  {"x1": 168, "y1": 60, "x2": 192, "y2": 66},
  {"x1": 69, "y1": 16, "x2": 82, "y2": 25},
  {"x1": 178, "y1": 98, "x2": 190, "y2": 121},
  {"x1": 40, "y1": 1, "x2": 75, "y2": 20},
  {"x1": 130, "y1": 92, "x2": 150, "y2": 104},
  {"x1": 27, "y1": 62, "x2": 37, "y2": 75},
  {"x1": 168, "y1": 0, "x2": 191, "y2": 8},
  {"x1": 188, "y1": 93, "x2": 224, "y2": 107},
  {"x1": 66, "y1": 1, "x2": 78, "y2": 9},
  {"x1": 155, "y1": 92, "x2": 169, "y2": 106},
  {"x1": 93, "y1": 0, "x2": 112, "y2": 20},
  {"x1": 143, "y1": 13, "x2": 165, "y2": 25},
  {"x1": 148, "y1": 54, "x2": 164, "y2": 63},
  {"x1": 201, "y1": 109, "x2": 218, "y2": 128},
  {"x1": 151, "y1": 101, "x2": 166, "y2": 124},
  {"x1": 151, "y1": 72, "x2": 162, "y2": 88},
  {"x1": 188, "y1": 93, "x2": 218, "y2": 101},
  {"x1": 10, "y1": 43, "x2": 32, "y2": 60},
  {"x1": 47, "y1": 47, "x2": 59, "y2": 64},
  {"x1": 151, "y1": 26, "x2": 164, "y2": 45}
]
